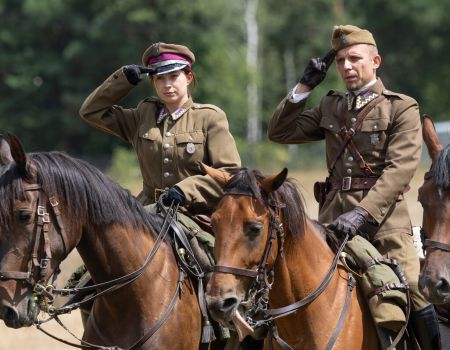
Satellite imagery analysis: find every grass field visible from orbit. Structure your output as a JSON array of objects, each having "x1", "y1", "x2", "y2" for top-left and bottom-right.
[{"x1": 0, "y1": 167, "x2": 427, "y2": 349}]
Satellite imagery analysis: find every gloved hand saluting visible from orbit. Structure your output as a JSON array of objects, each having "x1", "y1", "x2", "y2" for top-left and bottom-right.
[
  {"x1": 299, "y1": 49, "x2": 336, "y2": 89},
  {"x1": 123, "y1": 65, "x2": 155, "y2": 85},
  {"x1": 162, "y1": 186, "x2": 186, "y2": 207},
  {"x1": 328, "y1": 207, "x2": 370, "y2": 237}
]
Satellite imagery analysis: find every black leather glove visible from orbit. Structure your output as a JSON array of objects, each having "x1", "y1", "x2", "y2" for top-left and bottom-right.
[
  {"x1": 162, "y1": 186, "x2": 186, "y2": 207},
  {"x1": 328, "y1": 207, "x2": 370, "y2": 237},
  {"x1": 123, "y1": 65, "x2": 147, "y2": 85},
  {"x1": 299, "y1": 49, "x2": 336, "y2": 88}
]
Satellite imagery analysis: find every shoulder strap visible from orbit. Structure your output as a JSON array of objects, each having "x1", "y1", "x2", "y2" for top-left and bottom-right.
[{"x1": 328, "y1": 95, "x2": 386, "y2": 177}]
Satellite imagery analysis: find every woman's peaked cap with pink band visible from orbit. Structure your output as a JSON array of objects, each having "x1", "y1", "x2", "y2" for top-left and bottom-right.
[{"x1": 141, "y1": 42, "x2": 195, "y2": 76}]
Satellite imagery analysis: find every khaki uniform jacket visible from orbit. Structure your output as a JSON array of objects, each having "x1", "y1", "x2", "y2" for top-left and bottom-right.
[
  {"x1": 79, "y1": 67, "x2": 241, "y2": 214},
  {"x1": 268, "y1": 79, "x2": 422, "y2": 235}
]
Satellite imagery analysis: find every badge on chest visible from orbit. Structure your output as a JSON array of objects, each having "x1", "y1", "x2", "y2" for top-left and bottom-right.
[
  {"x1": 370, "y1": 133, "x2": 380, "y2": 145},
  {"x1": 186, "y1": 142, "x2": 196, "y2": 154}
]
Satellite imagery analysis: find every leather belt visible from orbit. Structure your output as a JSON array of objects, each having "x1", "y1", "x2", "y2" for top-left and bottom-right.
[{"x1": 330, "y1": 177, "x2": 378, "y2": 191}]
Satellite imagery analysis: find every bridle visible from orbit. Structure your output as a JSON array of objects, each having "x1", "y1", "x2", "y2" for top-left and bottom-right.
[
  {"x1": 213, "y1": 186, "x2": 352, "y2": 350},
  {"x1": 0, "y1": 183, "x2": 70, "y2": 303},
  {"x1": 421, "y1": 169, "x2": 450, "y2": 253}
]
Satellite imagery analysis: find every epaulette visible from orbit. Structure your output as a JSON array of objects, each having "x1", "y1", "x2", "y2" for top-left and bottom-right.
[
  {"x1": 326, "y1": 90, "x2": 344, "y2": 97},
  {"x1": 142, "y1": 96, "x2": 161, "y2": 103},
  {"x1": 192, "y1": 103, "x2": 222, "y2": 112},
  {"x1": 381, "y1": 89, "x2": 405, "y2": 99}
]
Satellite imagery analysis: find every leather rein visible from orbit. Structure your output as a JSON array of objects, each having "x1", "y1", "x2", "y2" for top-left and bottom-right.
[
  {"x1": 0, "y1": 182, "x2": 183, "y2": 350},
  {"x1": 421, "y1": 169, "x2": 450, "y2": 253},
  {"x1": 213, "y1": 188, "x2": 353, "y2": 350}
]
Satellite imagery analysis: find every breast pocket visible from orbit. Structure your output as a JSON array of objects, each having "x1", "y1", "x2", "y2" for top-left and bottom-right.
[
  {"x1": 355, "y1": 117, "x2": 390, "y2": 153},
  {"x1": 138, "y1": 127, "x2": 161, "y2": 153},
  {"x1": 175, "y1": 131, "x2": 204, "y2": 162}
]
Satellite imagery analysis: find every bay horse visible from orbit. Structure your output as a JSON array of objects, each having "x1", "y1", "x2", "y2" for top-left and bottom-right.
[
  {"x1": 203, "y1": 165, "x2": 379, "y2": 349},
  {"x1": 0, "y1": 133, "x2": 216, "y2": 349},
  {"x1": 418, "y1": 115, "x2": 450, "y2": 305}
]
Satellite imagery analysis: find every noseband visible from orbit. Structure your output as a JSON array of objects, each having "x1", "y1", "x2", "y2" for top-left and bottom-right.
[{"x1": 0, "y1": 183, "x2": 69, "y2": 294}]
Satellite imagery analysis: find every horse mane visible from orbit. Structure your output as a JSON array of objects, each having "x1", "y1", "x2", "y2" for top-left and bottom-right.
[
  {"x1": 224, "y1": 168, "x2": 307, "y2": 239},
  {"x1": 0, "y1": 151, "x2": 158, "y2": 233},
  {"x1": 434, "y1": 143, "x2": 450, "y2": 189}
]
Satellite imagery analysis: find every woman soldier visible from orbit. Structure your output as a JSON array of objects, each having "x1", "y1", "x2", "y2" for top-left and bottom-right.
[{"x1": 79, "y1": 42, "x2": 241, "y2": 214}]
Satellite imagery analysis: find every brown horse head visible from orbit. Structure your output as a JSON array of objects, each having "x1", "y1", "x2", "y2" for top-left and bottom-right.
[
  {"x1": 418, "y1": 115, "x2": 450, "y2": 304},
  {"x1": 203, "y1": 165, "x2": 298, "y2": 339},
  {"x1": 0, "y1": 134, "x2": 47, "y2": 328}
]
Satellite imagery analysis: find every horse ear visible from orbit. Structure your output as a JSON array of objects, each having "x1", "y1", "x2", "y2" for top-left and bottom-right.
[
  {"x1": 199, "y1": 162, "x2": 231, "y2": 188},
  {"x1": 260, "y1": 168, "x2": 288, "y2": 194},
  {"x1": 422, "y1": 114, "x2": 443, "y2": 161},
  {"x1": 6, "y1": 132, "x2": 28, "y2": 174},
  {"x1": 0, "y1": 134, "x2": 13, "y2": 166}
]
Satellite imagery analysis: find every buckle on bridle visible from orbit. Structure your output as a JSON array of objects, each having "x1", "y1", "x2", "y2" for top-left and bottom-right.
[{"x1": 342, "y1": 177, "x2": 352, "y2": 191}]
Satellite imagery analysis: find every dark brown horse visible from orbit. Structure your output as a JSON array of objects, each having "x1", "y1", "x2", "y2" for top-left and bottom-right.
[
  {"x1": 418, "y1": 115, "x2": 450, "y2": 305},
  {"x1": 203, "y1": 165, "x2": 379, "y2": 349},
  {"x1": 0, "y1": 133, "x2": 216, "y2": 349}
]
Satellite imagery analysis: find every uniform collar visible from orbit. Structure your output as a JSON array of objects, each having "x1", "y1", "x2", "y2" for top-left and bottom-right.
[
  {"x1": 346, "y1": 79, "x2": 384, "y2": 111},
  {"x1": 157, "y1": 97, "x2": 193, "y2": 124}
]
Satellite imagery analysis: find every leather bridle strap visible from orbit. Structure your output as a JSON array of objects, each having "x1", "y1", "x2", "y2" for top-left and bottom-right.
[
  {"x1": 423, "y1": 239, "x2": 450, "y2": 252},
  {"x1": 266, "y1": 233, "x2": 350, "y2": 318},
  {"x1": 213, "y1": 265, "x2": 258, "y2": 278}
]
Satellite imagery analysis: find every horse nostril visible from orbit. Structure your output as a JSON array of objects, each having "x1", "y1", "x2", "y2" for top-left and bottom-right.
[
  {"x1": 436, "y1": 278, "x2": 450, "y2": 294},
  {"x1": 3, "y1": 306, "x2": 20, "y2": 328},
  {"x1": 221, "y1": 297, "x2": 238, "y2": 314}
]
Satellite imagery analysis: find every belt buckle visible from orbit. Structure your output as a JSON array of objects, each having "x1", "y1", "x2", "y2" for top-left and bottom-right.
[
  {"x1": 342, "y1": 177, "x2": 352, "y2": 191},
  {"x1": 154, "y1": 188, "x2": 165, "y2": 202}
]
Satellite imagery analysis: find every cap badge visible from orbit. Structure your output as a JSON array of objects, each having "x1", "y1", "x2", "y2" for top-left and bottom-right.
[{"x1": 339, "y1": 34, "x2": 348, "y2": 45}]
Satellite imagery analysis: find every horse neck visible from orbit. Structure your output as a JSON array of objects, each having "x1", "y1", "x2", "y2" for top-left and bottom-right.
[
  {"x1": 77, "y1": 223, "x2": 168, "y2": 284},
  {"x1": 271, "y1": 219, "x2": 337, "y2": 304}
]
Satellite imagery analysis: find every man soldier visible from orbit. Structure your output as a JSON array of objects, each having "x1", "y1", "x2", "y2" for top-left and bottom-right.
[{"x1": 268, "y1": 24, "x2": 440, "y2": 349}]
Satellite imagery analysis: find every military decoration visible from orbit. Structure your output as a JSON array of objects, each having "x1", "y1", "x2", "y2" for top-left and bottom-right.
[
  {"x1": 186, "y1": 142, "x2": 196, "y2": 154},
  {"x1": 370, "y1": 133, "x2": 380, "y2": 145}
]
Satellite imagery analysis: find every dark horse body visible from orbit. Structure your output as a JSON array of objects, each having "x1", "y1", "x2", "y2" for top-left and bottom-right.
[
  {"x1": 203, "y1": 165, "x2": 379, "y2": 349},
  {"x1": 0, "y1": 134, "x2": 207, "y2": 349},
  {"x1": 418, "y1": 116, "x2": 450, "y2": 305}
]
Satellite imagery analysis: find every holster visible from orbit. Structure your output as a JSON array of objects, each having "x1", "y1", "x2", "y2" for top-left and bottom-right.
[{"x1": 313, "y1": 179, "x2": 330, "y2": 210}]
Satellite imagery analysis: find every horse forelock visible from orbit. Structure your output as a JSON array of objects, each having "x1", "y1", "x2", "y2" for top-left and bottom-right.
[
  {"x1": 224, "y1": 169, "x2": 307, "y2": 239},
  {"x1": 0, "y1": 164, "x2": 28, "y2": 230},
  {"x1": 0, "y1": 151, "x2": 157, "y2": 234},
  {"x1": 434, "y1": 144, "x2": 450, "y2": 189}
]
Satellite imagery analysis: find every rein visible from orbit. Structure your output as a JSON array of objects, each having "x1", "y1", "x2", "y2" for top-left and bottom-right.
[{"x1": 215, "y1": 188, "x2": 354, "y2": 350}]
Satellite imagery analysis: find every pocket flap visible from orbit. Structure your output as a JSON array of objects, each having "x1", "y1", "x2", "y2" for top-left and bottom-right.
[{"x1": 175, "y1": 132, "x2": 203, "y2": 144}]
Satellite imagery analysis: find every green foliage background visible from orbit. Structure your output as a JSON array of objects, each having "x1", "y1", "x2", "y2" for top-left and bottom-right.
[{"x1": 0, "y1": 0, "x2": 448, "y2": 177}]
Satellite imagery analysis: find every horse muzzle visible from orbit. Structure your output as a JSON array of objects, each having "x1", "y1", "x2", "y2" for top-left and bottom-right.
[
  {"x1": 0, "y1": 295, "x2": 38, "y2": 328},
  {"x1": 419, "y1": 269, "x2": 450, "y2": 304}
]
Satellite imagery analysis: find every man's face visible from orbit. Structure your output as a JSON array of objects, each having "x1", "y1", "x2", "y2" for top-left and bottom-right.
[{"x1": 335, "y1": 44, "x2": 381, "y2": 91}]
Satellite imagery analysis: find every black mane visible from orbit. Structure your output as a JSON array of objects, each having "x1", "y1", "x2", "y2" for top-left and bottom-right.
[
  {"x1": 224, "y1": 168, "x2": 307, "y2": 238},
  {"x1": 434, "y1": 143, "x2": 450, "y2": 189},
  {"x1": 0, "y1": 151, "x2": 157, "y2": 232}
]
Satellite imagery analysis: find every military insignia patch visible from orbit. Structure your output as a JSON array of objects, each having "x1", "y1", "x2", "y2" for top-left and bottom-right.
[
  {"x1": 340, "y1": 34, "x2": 348, "y2": 45},
  {"x1": 355, "y1": 91, "x2": 378, "y2": 110}
]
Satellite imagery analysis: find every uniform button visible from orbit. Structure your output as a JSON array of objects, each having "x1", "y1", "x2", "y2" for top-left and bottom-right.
[
  {"x1": 329, "y1": 124, "x2": 333, "y2": 128},
  {"x1": 163, "y1": 172, "x2": 171, "y2": 178},
  {"x1": 143, "y1": 132, "x2": 148, "y2": 138},
  {"x1": 348, "y1": 156, "x2": 354, "y2": 161},
  {"x1": 346, "y1": 168, "x2": 352, "y2": 174},
  {"x1": 351, "y1": 117, "x2": 356, "y2": 123},
  {"x1": 373, "y1": 125, "x2": 378, "y2": 130},
  {"x1": 163, "y1": 157, "x2": 170, "y2": 164},
  {"x1": 165, "y1": 131, "x2": 172, "y2": 137},
  {"x1": 163, "y1": 143, "x2": 170, "y2": 149}
]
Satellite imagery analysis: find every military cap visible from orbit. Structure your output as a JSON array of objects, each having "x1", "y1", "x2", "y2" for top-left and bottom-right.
[
  {"x1": 331, "y1": 25, "x2": 377, "y2": 51},
  {"x1": 141, "y1": 42, "x2": 195, "y2": 75}
]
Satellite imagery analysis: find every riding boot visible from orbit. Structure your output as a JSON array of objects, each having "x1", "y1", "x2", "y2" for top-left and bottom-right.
[{"x1": 410, "y1": 304, "x2": 441, "y2": 350}]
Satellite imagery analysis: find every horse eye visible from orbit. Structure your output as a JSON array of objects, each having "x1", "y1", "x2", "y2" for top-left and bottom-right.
[
  {"x1": 245, "y1": 222, "x2": 263, "y2": 238},
  {"x1": 15, "y1": 210, "x2": 33, "y2": 223}
]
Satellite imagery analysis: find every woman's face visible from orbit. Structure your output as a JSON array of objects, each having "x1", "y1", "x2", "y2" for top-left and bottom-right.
[{"x1": 151, "y1": 70, "x2": 193, "y2": 109}]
